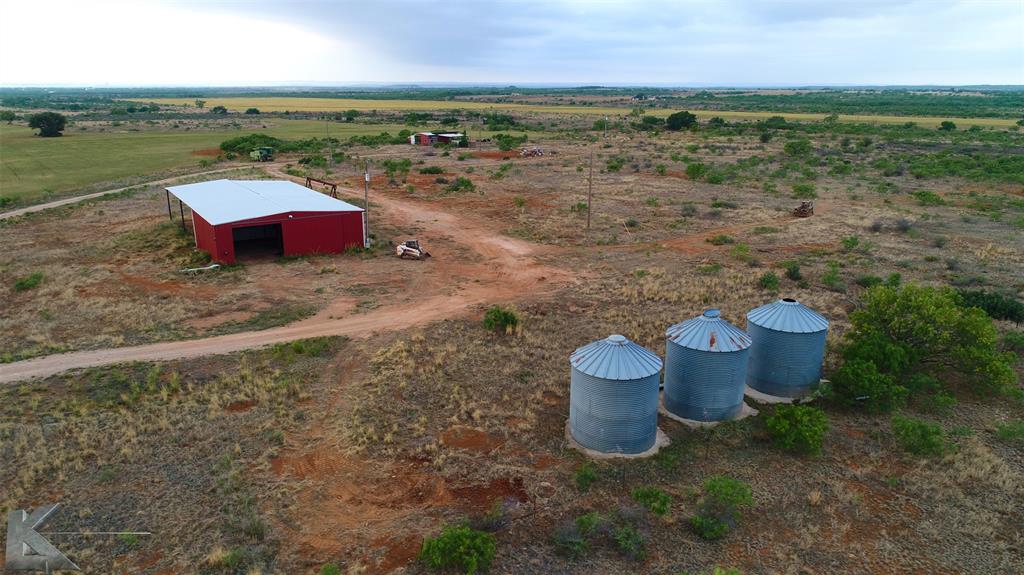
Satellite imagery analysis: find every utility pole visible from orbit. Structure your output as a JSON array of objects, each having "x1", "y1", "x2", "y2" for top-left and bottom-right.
[
  {"x1": 363, "y1": 160, "x2": 370, "y2": 248},
  {"x1": 587, "y1": 149, "x2": 594, "y2": 235},
  {"x1": 326, "y1": 115, "x2": 333, "y2": 169}
]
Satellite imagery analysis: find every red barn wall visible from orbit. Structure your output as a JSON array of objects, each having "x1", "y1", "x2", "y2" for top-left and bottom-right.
[
  {"x1": 192, "y1": 212, "x2": 220, "y2": 260},
  {"x1": 205, "y1": 211, "x2": 364, "y2": 264}
]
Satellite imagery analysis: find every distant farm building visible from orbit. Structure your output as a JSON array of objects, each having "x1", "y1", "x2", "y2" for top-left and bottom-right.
[
  {"x1": 165, "y1": 179, "x2": 365, "y2": 264},
  {"x1": 409, "y1": 131, "x2": 465, "y2": 146}
]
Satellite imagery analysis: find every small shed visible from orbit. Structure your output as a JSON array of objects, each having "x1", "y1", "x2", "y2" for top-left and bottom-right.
[{"x1": 165, "y1": 179, "x2": 365, "y2": 264}]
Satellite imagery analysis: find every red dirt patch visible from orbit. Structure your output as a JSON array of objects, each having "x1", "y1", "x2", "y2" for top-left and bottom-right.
[
  {"x1": 440, "y1": 426, "x2": 505, "y2": 452},
  {"x1": 224, "y1": 399, "x2": 256, "y2": 413},
  {"x1": 472, "y1": 150, "x2": 516, "y2": 160},
  {"x1": 375, "y1": 534, "x2": 424, "y2": 571},
  {"x1": 448, "y1": 477, "x2": 529, "y2": 512}
]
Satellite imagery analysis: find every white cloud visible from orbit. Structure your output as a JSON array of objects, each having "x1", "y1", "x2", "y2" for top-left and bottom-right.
[{"x1": 0, "y1": 0, "x2": 1021, "y2": 85}]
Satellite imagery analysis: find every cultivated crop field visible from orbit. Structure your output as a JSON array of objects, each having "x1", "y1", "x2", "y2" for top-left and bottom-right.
[{"x1": 1, "y1": 89, "x2": 1023, "y2": 575}]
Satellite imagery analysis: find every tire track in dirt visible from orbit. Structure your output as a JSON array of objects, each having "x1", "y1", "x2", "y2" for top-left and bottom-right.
[{"x1": 0, "y1": 174, "x2": 574, "y2": 384}]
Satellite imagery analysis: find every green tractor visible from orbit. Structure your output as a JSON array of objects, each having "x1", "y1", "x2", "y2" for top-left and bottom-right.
[{"x1": 250, "y1": 146, "x2": 274, "y2": 162}]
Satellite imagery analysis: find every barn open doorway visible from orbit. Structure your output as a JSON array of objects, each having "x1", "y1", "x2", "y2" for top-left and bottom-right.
[{"x1": 232, "y1": 223, "x2": 283, "y2": 260}]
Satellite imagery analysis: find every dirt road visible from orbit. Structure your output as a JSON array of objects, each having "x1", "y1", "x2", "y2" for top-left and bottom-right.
[{"x1": 0, "y1": 175, "x2": 571, "y2": 384}]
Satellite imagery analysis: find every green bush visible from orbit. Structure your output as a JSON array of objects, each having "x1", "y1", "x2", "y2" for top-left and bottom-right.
[
  {"x1": 957, "y1": 290, "x2": 1024, "y2": 324},
  {"x1": 419, "y1": 165, "x2": 444, "y2": 174},
  {"x1": 552, "y1": 512, "x2": 603, "y2": 559},
  {"x1": 691, "y1": 476, "x2": 752, "y2": 540},
  {"x1": 758, "y1": 271, "x2": 780, "y2": 292},
  {"x1": 994, "y1": 420, "x2": 1024, "y2": 447},
  {"x1": 420, "y1": 525, "x2": 496, "y2": 575},
  {"x1": 784, "y1": 262, "x2": 802, "y2": 281},
  {"x1": 445, "y1": 176, "x2": 477, "y2": 194},
  {"x1": 494, "y1": 133, "x2": 527, "y2": 151},
  {"x1": 830, "y1": 358, "x2": 907, "y2": 413},
  {"x1": 783, "y1": 139, "x2": 812, "y2": 157},
  {"x1": 838, "y1": 285, "x2": 1017, "y2": 400},
  {"x1": 631, "y1": 487, "x2": 672, "y2": 517},
  {"x1": 707, "y1": 234, "x2": 734, "y2": 245},
  {"x1": 319, "y1": 564, "x2": 341, "y2": 575},
  {"x1": 891, "y1": 415, "x2": 947, "y2": 457},
  {"x1": 822, "y1": 261, "x2": 845, "y2": 292},
  {"x1": 666, "y1": 110, "x2": 698, "y2": 130},
  {"x1": 613, "y1": 525, "x2": 646, "y2": 560},
  {"x1": 685, "y1": 162, "x2": 709, "y2": 180},
  {"x1": 765, "y1": 405, "x2": 829, "y2": 456},
  {"x1": 483, "y1": 305, "x2": 518, "y2": 333},
  {"x1": 13, "y1": 272, "x2": 43, "y2": 291},
  {"x1": 791, "y1": 183, "x2": 817, "y2": 199},
  {"x1": 574, "y1": 462, "x2": 597, "y2": 492},
  {"x1": 913, "y1": 190, "x2": 945, "y2": 206}
]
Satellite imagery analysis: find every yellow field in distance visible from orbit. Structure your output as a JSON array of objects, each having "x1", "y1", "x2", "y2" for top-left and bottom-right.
[{"x1": 131, "y1": 97, "x2": 1018, "y2": 128}]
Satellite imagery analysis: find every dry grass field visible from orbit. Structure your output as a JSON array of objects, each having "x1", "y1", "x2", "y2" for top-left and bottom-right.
[
  {"x1": 2, "y1": 106, "x2": 1023, "y2": 574},
  {"x1": 130, "y1": 97, "x2": 1020, "y2": 128}
]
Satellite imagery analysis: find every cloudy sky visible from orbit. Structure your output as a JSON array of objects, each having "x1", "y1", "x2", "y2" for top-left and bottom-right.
[{"x1": 1, "y1": 0, "x2": 1021, "y2": 86}]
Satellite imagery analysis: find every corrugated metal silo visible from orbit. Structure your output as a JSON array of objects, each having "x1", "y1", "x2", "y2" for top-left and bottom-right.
[
  {"x1": 746, "y1": 298, "x2": 829, "y2": 398},
  {"x1": 664, "y1": 310, "x2": 752, "y2": 422},
  {"x1": 569, "y1": 334, "x2": 663, "y2": 454}
]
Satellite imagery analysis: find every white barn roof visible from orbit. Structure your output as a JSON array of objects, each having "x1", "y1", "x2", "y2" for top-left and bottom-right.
[{"x1": 166, "y1": 179, "x2": 363, "y2": 225}]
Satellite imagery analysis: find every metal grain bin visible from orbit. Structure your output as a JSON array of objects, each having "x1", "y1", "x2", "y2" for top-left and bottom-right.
[
  {"x1": 664, "y1": 310, "x2": 752, "y2": 422},
  {"x1": 746, "y1": 298, "x2": 829, "y2": 398},
  {"x1": 569, "y1": 334, "x2": 663, "y2": 454}
]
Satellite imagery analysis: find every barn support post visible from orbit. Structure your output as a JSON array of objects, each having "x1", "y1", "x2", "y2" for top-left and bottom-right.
[
  {"x1": 178, "y1": 199, "x2": 186, "y2": 232},
  {"x1": 166, "y1": 190, "x2": 173, "y2": 221}
]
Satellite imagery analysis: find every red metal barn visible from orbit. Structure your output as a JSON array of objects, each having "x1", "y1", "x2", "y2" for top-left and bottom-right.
[{"x1": 165, "y1": 179, "x2": 365, "y2": 264}]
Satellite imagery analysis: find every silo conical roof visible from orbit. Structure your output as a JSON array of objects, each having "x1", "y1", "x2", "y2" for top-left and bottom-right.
[
  {"x1": 666, "y1": 309, "x2": 752, "y2": 352},
  {"x1": 570, "y1": 334, "x2": 663, "y2": 380},
  {"x1": 747, "y1": 298, "x2": 828, "y2": 333}
]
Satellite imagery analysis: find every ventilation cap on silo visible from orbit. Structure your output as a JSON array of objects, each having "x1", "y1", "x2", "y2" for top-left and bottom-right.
[
  {"x1": 665, "y1": 309, "x2": 752, "y2": 352},
  {"x1": 746, "y1": 298, "x2": 829, "y2": 333},
  {"x1": 571, "y1": 334, "x2": 662, "y2": 380}
]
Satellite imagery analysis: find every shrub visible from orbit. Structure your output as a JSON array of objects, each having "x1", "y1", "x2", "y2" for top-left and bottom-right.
[
  {"x1": 822, "y1": 261, "x2": 845, "y2": 292},
  {"x1": 420, "y1": 525, "x2": 496, "y2": 575},
  {"x1": 319, "y1": 564, "x2": 341, "y2": 575},
  {"x1": 574, "y1": 462, "x2": 597, "y2": 492},
  {"x1": 957, "y1": 290, "x2": 1024, "y2": 324},
  {"x1": 419, "y1": 165, "x2": 444, "y2": 174},
  {"x1": 244, "y1": 108, "x2": 260, "y2": 115},
  {"x1": 758, "y1": 271, "x2": 780, "y2": 292},
  {"x1": 994, "y1": 420, "x2": 1024, "y2": 447},
  {"x1": 494, "y1": 133, "x2": 527, "y2": 151},
  {"x1": 665, "y1": 110, "x2": 698, "y2": 130},
  {"x1": 1004, "y1": 331, "x2": 1024, "y2": 353},
  {"x1": 685, "y1": 162, "x2": 709, "y2": 180},
  {"x1": 707, "y1": 234, "x2": 734, "y2": 246},
  {"x1": 624, "y1": 218, "x2": 639, "y2": 229},
  {"x1": 783, "y1": 139, "x2": 812, "y2": 157},
  {"x1": 552, "y1": 522, "x2": 589, "y2": 559},
  {"x1": 784, "y1": 262, "x2": 802, "y2": 281},
  {"x1": 13, "y1": 272, "x2": 43, "y2": 291},
  {"x1": 913, "y1": 190, "x2": 945, "y2": 206},
  {"x1": 841, "y1": 235, "x2": 860, "y2": 251},
  {"x1": 711, "y1": 200, "x2": 738, "y2": 209},
  {"x1": 655, "y1": 164, "x2": 667, "y2": 175},
  {"x1": 691, "y1": 476, "x2": 752, "y2": 540},
  {"x1": 891, "y1": 415, "x2": 947, "y2": 457},
  {"x1": 445, "y1": 176, "x2": 477, "y2": 194},
  {"x1": 680, "y1": 204, "x2": 698, "y2": 217},
  {"x1": 791, "y1": 183, "x2": 817, "y2": 199},
  {"x1": 830, "y1": 358, "x2": 907, "y2": 413},
  {"x1": 856, "y1": 275, "x2": 883, "y2": 288},
  {"x1": 765, "y1": 405, "x2": 828, "y2": 456},
  {"x1": 938, "y1": 120, "x2": 957, "y2": 131},
  {"x1": 483, "y1": 305, "x2": 518, "y2": 333},
  {"x1": 631, "y1": 487, "x2": 672, "y2": 517},
  {"x1": 841, "y1": 284, "x2": 1017, "y2": 398},
  {"x1": 613, "y1": 525, "x2": 646, "y2": 560}
]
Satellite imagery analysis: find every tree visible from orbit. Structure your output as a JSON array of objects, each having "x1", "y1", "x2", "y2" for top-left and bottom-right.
[
  {"x1": 665, "y1": 110, "x2": 697, "y2": 131},
  {"x1": 194, "y1": 99, "x2": 206, "y2": 109},
  {"x1": 0, "y1": 110, "x2": 16, "y2": 124},
  {"x1": 835, "y1": 284, "x2": 1016, "y2": 404},
  {"x1": 344, "y1": 109, "x2": 360, "y2": 122},
  {"x1": 938, "y1": 120, "x2": 956, "y2": 131},
  {"x1": 210, "y1": 105, "x2": 228, "y2": 115},
  {"x1": 28, "y1": 112, "x2": 67, "y2": 137},
  {"x1": 244, "y1": 108, "x2": 260, "y2": 115},
  {"x1": 707, "y1": 116, "x2": 726, "y2": 128}
]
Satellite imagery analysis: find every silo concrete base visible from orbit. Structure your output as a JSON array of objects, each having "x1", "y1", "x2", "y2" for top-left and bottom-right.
[
  {"x1": 565, "y1": 421, "x2": 670, "y2": 460},
  {"x1": 744, "y1": 380, "x2": 828, "y2": 404},
  {"x1": 658, "y1": 392, "x2": 758, "y2": 429}
]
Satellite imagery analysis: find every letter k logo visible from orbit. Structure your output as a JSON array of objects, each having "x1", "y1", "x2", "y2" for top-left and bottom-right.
[{"x1": 5, "y1": 504, "x2": 79, "y2": 572}]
